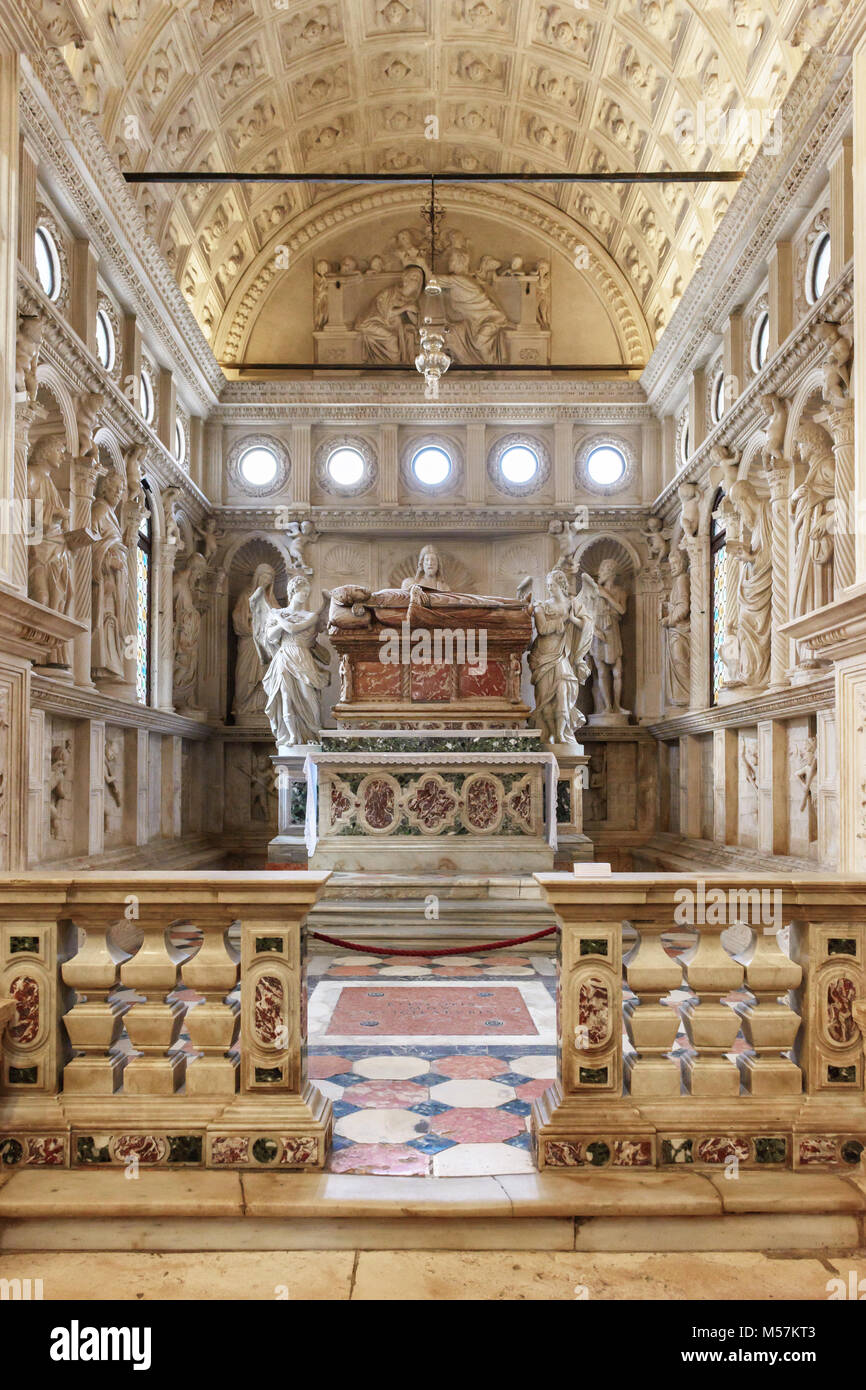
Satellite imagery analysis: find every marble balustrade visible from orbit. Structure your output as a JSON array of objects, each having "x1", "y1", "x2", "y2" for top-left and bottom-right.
[
  {"x1": 0, "y1": 871, "x2": 332, "y2": 1171},
  {"x1": 1, "y1": 869, "x2": 865, "y2": 1177},
  {"x1": 533, "y1": 873, "x2": 866, "y2": 1173}
]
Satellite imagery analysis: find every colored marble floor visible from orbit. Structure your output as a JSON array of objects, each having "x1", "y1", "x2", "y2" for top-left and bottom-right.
[{"x1": 306, "y1": 950, "x2": 559, "y2": 1177}]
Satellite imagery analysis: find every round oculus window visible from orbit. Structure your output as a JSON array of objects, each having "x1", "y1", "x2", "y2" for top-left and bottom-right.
[
  {"x1": 326, "y1": 446, "x2": 366, "y2": 488},
  {"x1": 238, "y1": 445, "x2": 279, "y2": 487},
  {"x1": 585, "y1": 444, "x2": 626, "y2": 487},
  {"x1": 411, "y1": 445, "x2": 452, "y2": 487},
  {"x1": 499, "y1": 443, "x2": 539, "y2": 485}
]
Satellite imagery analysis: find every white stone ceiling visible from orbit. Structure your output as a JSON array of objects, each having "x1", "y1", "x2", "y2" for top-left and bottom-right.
[{"x1": 61, "y1": 0, "x2": 816, "y2": 356}]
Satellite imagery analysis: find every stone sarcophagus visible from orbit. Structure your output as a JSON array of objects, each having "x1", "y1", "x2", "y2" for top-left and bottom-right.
[{"x1": 327, "y1": 581, "x2": 533, "y2": 727}]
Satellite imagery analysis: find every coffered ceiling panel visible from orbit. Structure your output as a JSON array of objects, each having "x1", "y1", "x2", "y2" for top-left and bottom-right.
[{"x1": 57, "y1": 0, "x2": 815, "y2": 355}]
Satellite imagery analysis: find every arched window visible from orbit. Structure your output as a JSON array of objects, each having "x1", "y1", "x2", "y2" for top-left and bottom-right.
[
  {"x1": 710, "y1": 488, "x2": 727, "y2": 705},
  {"x1": 136, "y1": 482, "x2": 153, "y2": 705}
]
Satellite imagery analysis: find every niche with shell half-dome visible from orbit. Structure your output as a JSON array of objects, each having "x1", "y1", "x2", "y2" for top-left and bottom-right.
[{"x1": 226, "y1": 537, "x2": 289, "y2": 728}]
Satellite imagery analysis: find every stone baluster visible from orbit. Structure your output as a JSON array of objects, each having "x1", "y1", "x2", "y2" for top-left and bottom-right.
[
  {"x1": 623, "y1": 924, "x2": 683, "y2": 1096},
  {"x1": 735, "y1": 926, "x2": 803, "y2": 1095},
  {"x1": 61, "y1": 918, "x2": 126, "y2": 1094},
  {"x1": 119, "y1": 912, "x2": 189, "y2": 1094},
  {"x1": 181, "y1": 923, "x2": 240, "y2": 1095},
  {"x1": 680, "y1": 927, "x2": 744, "y2": 1095}
]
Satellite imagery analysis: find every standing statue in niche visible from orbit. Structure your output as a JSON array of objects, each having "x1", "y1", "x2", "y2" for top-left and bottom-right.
[
  {"x1": 251, "y1": 574, "x2": 331, "y2": 750},
  {"x1": 580, "y1": 558, "x2": 631, "y2": 722},
  {"x1": 724, "y1": 479, "x2": 772, "y2": 690},
  {"x1": 527, "y1": 568, "x2": 594, "y2": 745},
  {"x1": 90, "y1": 470, "x2": 129, "y2": 683},
  {"x1": 27, "y1": 434, "x2": 73, "y2": 617},
  {"x1": 172, "y1": 552, "x2": 208, "y2": 710},
  {"x1": 791, "y1": 420, "x2": 836, "y2": 619},
  {"x1": 661, "y1": 546, "x2": 691, "y2": 706},
  {"x1": 233, "y1": 561, "x2": 279, "y2": 721}
]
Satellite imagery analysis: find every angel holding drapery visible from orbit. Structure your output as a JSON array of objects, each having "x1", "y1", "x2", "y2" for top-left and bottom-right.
[{"x1": 250, "y1": 574, "x2": 331, "y2": 749}]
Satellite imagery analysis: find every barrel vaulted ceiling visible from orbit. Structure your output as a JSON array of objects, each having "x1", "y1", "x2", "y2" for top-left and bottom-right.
[{"x1": 57, "y1": 0, "x2": 819, "y2": 361}]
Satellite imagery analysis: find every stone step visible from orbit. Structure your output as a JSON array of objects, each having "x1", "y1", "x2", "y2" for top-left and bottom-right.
[{"x1": 1, "y1": 1168, "x2": 863, "y2": 1253}]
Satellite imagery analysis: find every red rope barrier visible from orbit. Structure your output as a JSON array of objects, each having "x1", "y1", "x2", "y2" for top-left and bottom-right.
[{"x1": 307, "y1": 926, "x2": 558, "y2": 957}]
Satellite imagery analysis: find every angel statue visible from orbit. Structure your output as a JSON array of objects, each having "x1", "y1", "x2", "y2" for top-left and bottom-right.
[
  {"x1": 527, "y1": 568, "x2": 594, "y2": 746},
  {"x1": 250, "y1": 574, "x2": 331, "y2": 750}
]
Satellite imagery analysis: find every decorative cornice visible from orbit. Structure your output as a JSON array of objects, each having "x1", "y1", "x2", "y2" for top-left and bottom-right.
[
  {"x1": 781, "y1": 583, "x2": 866, "y2": 663},
  {"x1": 19, "y1": 51, "x2": 223, "y2": 409},
  {"x1": 648, "y1": 675, "x2": 834, "y2": 738},
  {"x1": 217, "y1": 379, "x2": 649, "y2": 410},
  {"x1": 214, "y1": 503, "x2": 651, "y2": 533},
  {"x1": 653, "y1": 265, "x2": 853, "y2": 521},
  {"x1": 20, "y1": 267, "x2": 207, "y2": 516},
  {"x1": 642, "y1": 52, "x2": 852, "y2": 412},
  {"x1": 0, "y1": 586, "x2": 85, "y2": 663},
  {"x1": 31, "y1": 674, "x2": 213, "y2": 738}
]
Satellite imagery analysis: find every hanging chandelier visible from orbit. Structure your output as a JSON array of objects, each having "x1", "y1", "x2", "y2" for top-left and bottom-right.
[{"x1": 414, "y1": 178, "x2": 450, "y2": 394}]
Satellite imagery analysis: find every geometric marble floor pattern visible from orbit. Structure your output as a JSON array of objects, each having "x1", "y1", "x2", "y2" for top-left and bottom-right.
[{"x1": 305, "y1": 951, "x2": 559, "y2": 1178}]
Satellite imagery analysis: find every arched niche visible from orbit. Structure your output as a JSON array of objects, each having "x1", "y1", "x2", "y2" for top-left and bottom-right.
[
  {"x1": 225, "y1": 535, "x2": 290, "y2": 726},
  {"x1": 572, "y1": 534, "x2": 638, "y2": 721}
]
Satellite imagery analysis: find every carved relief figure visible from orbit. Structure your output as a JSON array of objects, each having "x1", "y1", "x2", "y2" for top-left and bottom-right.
[
  {"x1": 439, "y1": 244, "x2": 511, "y2": 363},
  {"x1": 528, "y1": 568, "x2": 594, "y2": 745},
  {"x1": 793, "y1": 735, "x2": 818, "y2": 814},
  {"x1": 251, "y1": 574, "x2": 331, "y2": 750},
  {"x1": 90, "y1": 471, "x2": 129, "y2": 683},
  {"x1": 233, "y1": 562, "x2": 279, "y2": 721},
  {"x1": 104, "y1": 735, "x2": 122, "y2": 829},
  {"x1": 401, "y1": 544, "x2": 451, "y2": 592},
  {"x1": 75, "y1": 391, "x2": 104, "y2": 464},
  {"x1": 814, "y1": 320, "x2": 853, "y2": 409},
  {"x1": 661, "y1": 546, "x2": 690, "y2": 706},
  {"x1": 193, "y1": 516, "x2": 223, "y2": 562},
  {"x1": 791, "y1": 420, "x2": 836, "y2": 618},
  {"x1": 354, "y1": 265, "x2": 425, "y2": 363},
  {"x1": 173, "y1": 552, "x2": 209, "y2": 707},
  {"x1": 286, "y1": 519, "x2": 318, "y2": 574},
  {"x1": 760, "y1": 392, "x2": 788, "y2": 469},
  {"x1": 16, "y1": 311, "x2": 43, "y2": 400},
  {"x1": 49, "y1": 739, "x2": 72, "y2": 841},
  {"x1": 725, "y1": 480, "x2": 772, "y2": 690},
  {"x1": 250, "y1": 750, "x2": 275, "y2": 821},
  {"x1": 581, "y1": 558, "x2": 630, "y2": 720}
]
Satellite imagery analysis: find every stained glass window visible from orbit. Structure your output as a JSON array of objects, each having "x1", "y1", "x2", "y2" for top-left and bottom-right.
[
  {"x1": 710, "y1": 490, "x2": 727, "y2": 704},
  {"x1": 136, "y1": 486, "x2": 152, "y2": 705}
]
